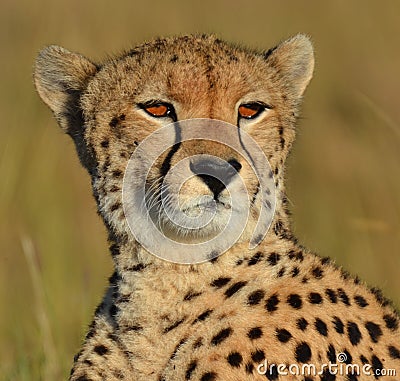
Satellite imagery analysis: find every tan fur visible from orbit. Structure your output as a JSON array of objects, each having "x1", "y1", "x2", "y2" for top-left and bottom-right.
[{"x1": 34, "y1": 34, "x2": 399, "y2": 381}]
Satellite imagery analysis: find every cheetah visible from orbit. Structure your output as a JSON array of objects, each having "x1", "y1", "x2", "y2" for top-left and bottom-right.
[{"x1": 34, "y1": 34, "x2": 400, "y2": 381}]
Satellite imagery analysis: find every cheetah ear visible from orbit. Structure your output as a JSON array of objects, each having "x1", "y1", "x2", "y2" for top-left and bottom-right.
[
  {"x1": 34, "y1": 45, "x2": 97, "y2": 131},
  {"x1": 265, "y1": 34, "x2": 314, "y2": 97}
]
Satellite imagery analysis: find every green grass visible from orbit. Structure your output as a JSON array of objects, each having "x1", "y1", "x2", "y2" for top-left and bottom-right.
[{"x1": 1, "y1": 1, "x2": 400, "y2": 379}]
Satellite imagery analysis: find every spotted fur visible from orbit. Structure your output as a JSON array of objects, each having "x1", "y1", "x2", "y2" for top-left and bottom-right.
[{"x1": 34, "y1": 34, "x2": 400, "y2": 381}]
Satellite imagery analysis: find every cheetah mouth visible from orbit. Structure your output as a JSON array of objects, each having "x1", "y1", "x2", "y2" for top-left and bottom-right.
[{"x1": 181, "y1": 198, "x2": 232, "y2": 215}]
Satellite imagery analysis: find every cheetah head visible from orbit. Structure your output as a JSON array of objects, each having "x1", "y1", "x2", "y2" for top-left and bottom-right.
[{"x1": 34, "y1": 35, "x2": 313, "y2": 261}]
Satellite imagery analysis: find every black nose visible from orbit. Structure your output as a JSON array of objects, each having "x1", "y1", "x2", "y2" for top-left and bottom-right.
[{"x1": 190, "y1": 158, "x2": 242, "y2": 198}]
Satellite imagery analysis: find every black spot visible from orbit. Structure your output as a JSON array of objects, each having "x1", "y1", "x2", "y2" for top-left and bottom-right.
[
  {"x1": 251, "y1": 349, "x2": 265, "y2": 362},
  {"x1": 337, "y1": 288, "x2": 351, "y2": 305},
  {"x1": 227, "y1": 352, "x2": 242, "y2": 367},
  {"x1": 343, "y1": 350, "x2": 352, "y2": 364},
  {"x1": 365, "y1": 322, "x2": 383, "y2": 343},
  {"x1": 127, "y1": 263, "x2": 146, "y2": 272},
  {"x1": 247, "y1": 289, "x2": 265, "y2": 305},
  {"x1": 211, "y1": 277, "x2": 231, "y2": 288},
  {"x1": 370, "y1": 287, "x2": 390, "y2": 307},
  {"x1": 388, "y1": 345, "x2": 400, "y2": 359},
  {"x1": 277, "y1": 267, "x2": 286, "y2": 277},
  {"x1": 371, "y1": 355, "x2": 383, "y2": 379},
  {"x1": 359, "y1": 355, "x2": 368, "y2": 364},
  {"x1": 101, "y1": 140, "x2": 109, "y2": 148},
  {"x1": 248, "y1": 252, "x2": 263, "y2": 265},
  {"x1": 76, "y1": 376, "x2": 90, "y2": 381},
  {"x1": 248, "y1": 327, "x2": 263, "y2": 340},
  {"x1": 325, "y1": 289, "x2": 337, "y2": 303},
  {"x1": 193, "y1": 309, "x2": 212, "y2": 324},
  {"x1": 184, "y1": 291, "x2": 202, "y2": 301},
  {"x1": 164, "y1": 318, "x2": 185, "y2": 333},
  {"x1": 109, "y1": 117, "x2": 119, "y2": 127},
  {"x1": 267, "y1": 253, "x2": 281, "y2": 266},
  {"x1": 224, "y1": 281, "x2": 247, "y2": 298},
  {"x1": 109, "y1": 243, "x2": 120, "y2": 257},
  {"x1": 208, "y1": 252, "x2": 219, "y2": 263},
  {"x1": 287, "y1": 250, "x2": 304, "y2": 262},
  {"x1": 200, "y1": 372, "x2": 217, "y2": 381},
  {"x1": 245, "y1": 362, "x2": 254, "y2": 374},
  {"x1": 85, "y1": 323, "x2": 96, "y2": 340},
  {"x1": 211, "y1": 327, "x2": 232, "y2": 345},
  {"x1": 354, "y1": 295, "x2": 368, "y2": 307},
  {"x1": 333, "y1": 317, "x2": 344, "y2": 334},
  {"x1": 291, "y1": 267, "x2": 300, "y2": 277},
  {"x1": 235, "y1": 258, "x2": 244, "y2": 265},
  {"x1": 320, "y1": 368, "x2": 336, "y2": 381},
  {"x1": 321, "y1": 256, "x2": 331, "y2": 265},
  {"x1": 185, "y1": 360, "x2": 197, "y2": 380},
  {"x1": 309, "y1": 292, "x2": 323, "y2": 304},
  {"x1": 297, "y1": 317, "x2": 308, "y2": 331},
  {"x1": 287, "y1": 294, "x2": 302, "y2": 309},
  {"x1": 263, "y1": 46, "x2": 277, "y2": 59},
  {"x1": 73, "y1": 349, "x2": 83, "y2": 363},
  {"x1": 347, "y1": 321, "x2": 362, "y2": 345},
  {"x1": 266, "y1": 365, "x2": 279, "y2": 380},
  {"x1": 94, "y1": 345, "x2": 108, "y2": 355},
  {"x1": 295, "y1": 342, "x2": 312, "y2": 363},
  {"x1": 327, "y1": 344, "x2": 336, "y2": 363},
  {"x1": 110, "y1": 202, "x2": 121, "y2": 212},
  {"x1": 123, "y1": 325, "x2": 142, "y2": 332},
  {"x1": 276, "y1": 328, "x2": 292, "y2": 343},
  {"x1": 170, "y1": 54, "x2": 178, "y2": 63},
  {"x1": 315, "y1": 318, "x2": 328, "y2": 336},
  {"x1": 112, "y1": 169, "x2": 122, "y2": 178},
  {"x1": 383, "y1": 314, "x2": 399, "y2": 331},
  {"x1": 312, "y1": 266, "x2": 324, "y2": 279},
  {"x1": 193, "y1": 338, "x2": 203, "y2": 349},
  {"x1": 102, "y1": 157, "x2": 110, "y2": 172},
  {"x1": 265, "y1": 294, "x2": 279, "y2": 312},
  {"x1": 302, "y1": 277, "x2": 309, "y2": 283}
]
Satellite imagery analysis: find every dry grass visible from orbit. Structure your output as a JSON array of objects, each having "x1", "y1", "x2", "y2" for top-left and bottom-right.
[{"x1": 1, "y1": 1, "x2": 399, "y2": 379}]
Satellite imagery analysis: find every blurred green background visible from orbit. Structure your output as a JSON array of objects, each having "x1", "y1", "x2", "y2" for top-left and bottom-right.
[{"x1": 1, "y1": 0, "x2": 399, "y2": 379}]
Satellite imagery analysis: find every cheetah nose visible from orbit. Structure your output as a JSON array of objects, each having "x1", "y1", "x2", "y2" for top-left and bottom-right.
[{"x1": 190, "y1": 158, "x2": 242, "y2": 199}]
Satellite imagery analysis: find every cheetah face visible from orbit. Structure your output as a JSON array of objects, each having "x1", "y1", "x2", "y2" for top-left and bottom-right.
[{"x1": 34, "y1": 34, "x2": 313, "y2": 260}]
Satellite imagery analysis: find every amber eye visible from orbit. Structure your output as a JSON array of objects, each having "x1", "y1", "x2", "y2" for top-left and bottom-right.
[
  {"x1": 145, "y1": 104, "x2": 168, "y2": 117},
  {"x1": 139, "y1": 101, "x2": 176, "y2": 120},
  {"x1": 238, "y1": 102, "x2": 268, "y2": 120}
]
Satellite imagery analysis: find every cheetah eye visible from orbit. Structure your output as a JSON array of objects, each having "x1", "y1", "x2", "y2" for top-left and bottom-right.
[
  {"x1": 139, "y1": 101, "x2": 176, "y2": 120},
  {"x1": 238, "y1": 102, "x2": 270, "y2": 120}
]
